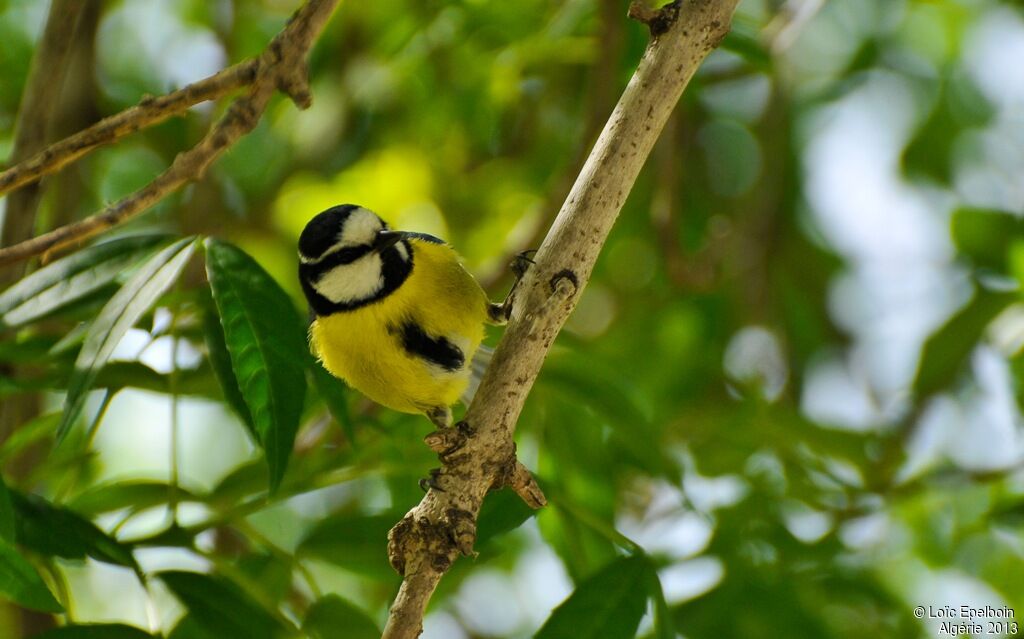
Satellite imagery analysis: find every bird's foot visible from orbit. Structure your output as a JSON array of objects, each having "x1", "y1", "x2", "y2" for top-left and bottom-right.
[
  {"x1": 418, "y1": 467, "x2": 445, "y2": 493},
  {"x1": 488, "y1": 250, "x2": 538, "y2": 325},
  {"x1": 424, "y1": 419, "x2": 475, "y2": 464}
]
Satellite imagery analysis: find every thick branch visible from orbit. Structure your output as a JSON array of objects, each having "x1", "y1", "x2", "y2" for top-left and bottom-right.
[
  {"x1": 0, "y1": 0, "x2": 340, "y2": 268},
  {"x1": 381, "y1": 1, "x2": 741, "y2": 637}
]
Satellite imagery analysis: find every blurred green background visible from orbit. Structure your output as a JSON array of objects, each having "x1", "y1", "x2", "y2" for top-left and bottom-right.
[{"x1": 2, "y1": 0, "x2": 1024, "y2": 637}]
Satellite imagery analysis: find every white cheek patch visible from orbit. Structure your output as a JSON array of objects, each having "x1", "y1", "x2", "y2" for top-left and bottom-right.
[
  {"x1": 311, "y1": 255, "x2": 385, "y2": 304},
  {"x1": 340, "y1": 208, "x2": 383, "y2": 247}
]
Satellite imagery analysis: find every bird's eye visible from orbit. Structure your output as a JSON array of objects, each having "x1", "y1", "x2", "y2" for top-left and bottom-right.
[{"x1": 334, "y1": 246, "x2": 369, "y2": 264}]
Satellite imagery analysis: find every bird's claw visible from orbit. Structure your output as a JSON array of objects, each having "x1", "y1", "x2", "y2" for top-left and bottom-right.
[{"x1": 419, "y1": 467, "x2": 445, "y2": 493}]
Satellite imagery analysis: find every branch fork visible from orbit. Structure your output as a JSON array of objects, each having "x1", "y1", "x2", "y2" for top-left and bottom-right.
[{"x1": 0, "y1": 0, "x2": 341, "y2": 269}]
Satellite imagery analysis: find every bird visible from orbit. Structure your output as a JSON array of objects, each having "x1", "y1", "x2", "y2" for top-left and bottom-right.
[{"x1": 297, "y1": 204, "x2": 511, "y2": 432}]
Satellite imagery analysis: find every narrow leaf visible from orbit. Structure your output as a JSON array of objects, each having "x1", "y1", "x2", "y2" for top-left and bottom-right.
[
  {"x1": 58, "y1": 237, "x2": 197, "y2": 442},
  {"x1": 476, "y1": 488, "x2": 537, "y2": 546},
  {"x1": 204, "y1": 239, "x2": 307, "y2": 492},
  {"x1": 303, "y1": 594, "x2": 380, "y2": 639},
  {"x1": 11, "y1": 491, "x2": 137, "y2": 569},
  {"x1": 535, "y1": 555, "x2": 652, "y2": 639},
  {"x1": 159, "y1": 570, "x2": 290, "y2": 639},
  {"x1": 32, "y1": 624, "x2": 156, "y2": 639},
  {"x1": 70, "y1": 481, "x2": 195, "y2": 517},
  {"x1": 0, "y1": 539, "x2": 63, "y2": 613},
  {"x1": 298, "y1": 513, "x2": 397, "y2": 579},
  {"x1": 0, "y1": 234, "x2": 169, "y2": 329},
  {"x1": 913, "y1": 288, "x2": 1017, "y2": 398}
]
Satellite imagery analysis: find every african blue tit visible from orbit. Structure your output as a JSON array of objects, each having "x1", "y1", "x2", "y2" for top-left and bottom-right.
[{"x1": 297, "y1": 204, "x2": 507, "y2": 429}]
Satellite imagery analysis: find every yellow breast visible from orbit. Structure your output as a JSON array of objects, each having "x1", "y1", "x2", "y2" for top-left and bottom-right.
[{"x1": 310, "y1": 240, "x2": 489, "y2": 415}]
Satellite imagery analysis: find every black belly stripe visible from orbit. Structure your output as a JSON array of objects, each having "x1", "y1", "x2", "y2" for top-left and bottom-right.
[{"x1": 397, "y1": 321, "x2": 464, "y2": 372}]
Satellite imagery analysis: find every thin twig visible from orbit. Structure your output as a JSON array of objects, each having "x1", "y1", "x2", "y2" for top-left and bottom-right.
[
  {"x1": 0, "y1": 60, "x2": 258, "y2": 199},
  {"x1": 381, "y1": 1, "x2": 742, "y2": 637},
  {"x1": 0, "y1": 0, "x2": 341, "y2": 269}
]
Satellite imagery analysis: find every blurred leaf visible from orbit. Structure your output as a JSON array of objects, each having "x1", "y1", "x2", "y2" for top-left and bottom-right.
[
  {"x1": 904, "y1": 71, "x2": 993, "y2": 183},
  {"x1": 0, "y1": 333, "x2": 63, "y2": 364},
  {"x1": 11, "y1": 491, "x2": 137, "y2": 569},
  {"x1": 0, "y1": 539, "x2": 63, "y2": 613},
  {"x1": 91, "y1": 361, "x2": 218, "y2": 397},
  {"x1": 0, "y1": 234, "x2": 169, "y2": 329},
  {"x1": 535, "y1": 554, "x2": 653, "y2": 639},
  {"x1": 202, "y1": 295, "x2": 256, "y2": 439},
  {"x1": 951, "y1": 207, "x2": 1024, "y2": 273},
  {"x1": 647, "y1": 563, "x2": 676, "y2": 639},
  {"x1": 310, "y1": 361, "x2": 354, "y2": 445},
  {"x1": 237, "y1": 553, "x2": 293, "y2": 603},
  {"x1": 913, "y1": 288, "x2": 1017, "y2": 398},
  {"x1": 0, "y1": 475, "x2": 14, "y2": 544},
  {"x1": 32, "y1": 624, "x2": 156, "y2": 639},
  {"x1": 159, "y1": 570, "x2": 290, "y2": 639},
  {"x1": 208, "y1": 459, "x2": 268, "y2": 508},
  {"x1": 720, "y1": 15, "x2": 770, "y2": 71},
  {"x1": 541, "y1": 357, "x2": 671, "y2": 477},
  {"x1": 0, "y1": 413, "x2": 60, "y2": 463},
  {"x1": 168, "y1": 614, "x2": 220, "y2": 639},
  {"x1": 70, "y1": 481, "x2": 195, "y2": 517},
  {"x1": 58, "y1": 237, "x2": 197, "y2": 442},
  {"x1": 297, "y1": 513, "x2": 398, "y2": 579},
  {"x1": 303, "y1": 594, "x2": 380, "y2": 639},
  {"x1": 204, "y1": 238, "x2": 307, "y2": 492},
  {"x1": 476, "y1": 488, "x2": 537, "y2": 546}
]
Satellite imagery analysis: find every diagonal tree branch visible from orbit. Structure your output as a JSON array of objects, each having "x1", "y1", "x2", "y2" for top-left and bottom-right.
[
  {"x1": 0, "y1": 0, "x2": 341, "y2": 269},
  {"x1": 0, "y1": 59, "x2": 258, "y2": 200},
  {"x1": 381, "y1": 1, "x2": 742, "y2": 637}
]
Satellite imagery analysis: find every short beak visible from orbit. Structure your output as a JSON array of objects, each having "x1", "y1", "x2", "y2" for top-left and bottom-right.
[{"x1": 373, "y1": 230, "x2": 405, "y2": 253}]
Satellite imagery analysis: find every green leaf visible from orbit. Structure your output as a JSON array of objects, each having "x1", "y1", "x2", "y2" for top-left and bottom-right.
[
  {"x1": 951, "y1": 207, "x2": 1024, "y2": 272},
  {"x1": 70, "y1": 480, "x2": 195, "y2": 517},
  {"x1": 168, "y1": 614, "x2": 220, "y2": 639},
  {"x1": 32, "y1": 623, "x2": 156, "y2": 639},
  {"x1": 0, "y1": 234, "x2": 170, "y2": 329},
  {"x1": 476, "y1": 488, "x2": 537, "y2": 546},
  {"x1": 310, "y1": 361, "x2": 355, "y2": 446},
  {"x1": 204, "y1": 238, "x2": 307, "y2": 492},
  {"x1": 303, "y1": 594, "x2": 380, "y2": 639},
  {"x1": 0, "y1": 539, "x2": 63, "y2": 613},
  {"x1": 913, "y1": 288, "x2": 1017, "y2": 398},
  {"x1": 58, "y1": 237, "x2": 197, "y2": 442},
  {"x1": 159, "y1": 570, "x2": 290, "y2": 639},
  {"x1": 0, "y1": 412, "x2": 60, "y2": 463},
  {"x1": 535, "y1": 555, "x2": 652, "y2": 639},
  {"x1": 11, "y1": 491, "x2": 137, "y2": 569},
  {"x1": 202, "y1": 295, "x2": 256, "y2": 438},
  {"x1": 647, "y1": 563, "x2": 675, "y2": 639},
  {"x1": 720, "y1": 14, "x2": 770, "y2": 71},
  {"x1": 0, "y1": 475, "x2": 14, "y2": 544},
  {"x1": 297, "y1": 513, "x2": 398, "y2": 579}
]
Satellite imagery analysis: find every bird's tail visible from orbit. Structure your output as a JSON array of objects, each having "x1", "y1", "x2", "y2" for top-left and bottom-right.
[{"x1": 460, "y1": 344, "x2": 494, "y2": 406}]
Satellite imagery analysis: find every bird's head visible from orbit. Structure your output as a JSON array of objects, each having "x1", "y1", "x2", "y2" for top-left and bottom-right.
[{"x1": 297, "y1": 204, "x2": 413, "y2": 315}]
